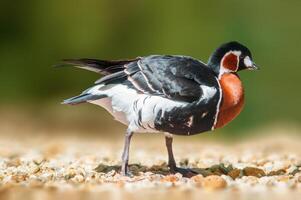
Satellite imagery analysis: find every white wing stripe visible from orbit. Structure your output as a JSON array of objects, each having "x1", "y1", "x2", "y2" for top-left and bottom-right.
[
  {"x1": 137, "y1": 60, "x2": 159, "y2": 93},
  {"x1": 212, "y1": 77, "x2": 222, "y2": 130}
]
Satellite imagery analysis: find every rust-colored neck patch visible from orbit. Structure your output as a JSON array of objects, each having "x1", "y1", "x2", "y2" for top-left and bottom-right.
[
  {"x1": 215, "y1": 73, "x2": 244, "y2": 129},
  {"x1": 221, "y1": 53, "x2": 238, "y2": 71}
]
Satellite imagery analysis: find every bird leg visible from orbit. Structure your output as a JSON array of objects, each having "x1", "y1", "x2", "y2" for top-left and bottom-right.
[
  {"x1": 165, "y1": 134, "x2": 177, "y2": 168},
  {"x1": 165, "y1": 134, "x2": 197, "y2": 178},
  {"x1": 121, "y1": 130, "x2": 133, "y2": 176}
]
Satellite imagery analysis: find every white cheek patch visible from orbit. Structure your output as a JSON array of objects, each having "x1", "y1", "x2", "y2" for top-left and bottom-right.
[{"x1": 244, "y1": 56, "x2": 253, "y2": 67}]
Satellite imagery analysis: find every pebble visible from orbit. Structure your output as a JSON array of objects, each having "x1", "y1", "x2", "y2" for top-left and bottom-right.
[
  {"x1": 161, "y1": 175, "x2": 178, "y2": 183},
  {"x1": 267, "y1": 169, "x2": 286, "y2": 176},
  {"x1": 191, "y1": 175, "x2": 204, "y2": 187},
  {"x1": 71, "y1": 174, "x2": 85, "y2": 183},
  {"x1": 243, "y1": 167, "x2": 265, "y2": 177},
  {"x1": 6, "y1": 158, "x2": 21, "y2": 167},
  {"x1": 30, "y1": 166, "x2": 40, "y2": 174},
  {"x1": 202, "y1": 175, "x2": 227, "y2": 189},
  {"x1": 11, "y1": 174, "x2": 27, "y2": 183},
  {"x1": 33, "y1": 157, "x2": 45, "y2": 165},
  {"x1": 228, "y1": 169, "x2": 242, "y2": 179}
]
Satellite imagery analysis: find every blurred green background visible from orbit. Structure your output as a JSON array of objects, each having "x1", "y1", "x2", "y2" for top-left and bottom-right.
[{"x1": 0, "y1": 0, "x2": 300, "y2": 137}]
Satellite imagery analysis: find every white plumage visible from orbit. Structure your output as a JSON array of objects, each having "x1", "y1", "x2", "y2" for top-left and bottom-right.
[{"x1": 88, "y1": 84, "x2": 187, "y2": 133}]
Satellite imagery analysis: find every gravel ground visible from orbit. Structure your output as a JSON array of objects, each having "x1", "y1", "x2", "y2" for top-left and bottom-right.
[{"x1": 0, "y1": 133, "x2": 300, "y2": 200}]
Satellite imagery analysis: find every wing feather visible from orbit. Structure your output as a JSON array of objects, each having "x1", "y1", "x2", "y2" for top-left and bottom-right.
[
  {"x1": 62, "y1": 55, "x2": 218, "y2": 103},
  {"x1": 123, "y1": 55, "x2": 217, "y2": 102}
]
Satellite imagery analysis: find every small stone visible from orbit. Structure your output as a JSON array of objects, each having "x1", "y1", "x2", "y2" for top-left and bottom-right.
[
  {"x1": 277, "y1": 175, "x2": 291, "y2": 183},
  {"x1": 174, "y1": 173, "x2": 183, "y2": 180},
  {"x1": 161, "y1": 175, "x2": 178, "y2": 183},
  {"x1": 71, "y1": 175, "x2": 85, "y2": 183},
  {"x1": 228, "y1": 169, "x2": 242, "y2": 179},
  {"x1": 221, "y1": 174, "x2": 234, "y2": 185},
  {"x1": 7, "y1": 158, "x2": 21, "y2": 167},
  {"x1": 64, "y1": 169, "x2": 76, "y2": 180},
  {"x1": 94, "y1": 164, "x2": 119, "y2": 173},
  {"x1": 106, "y1": 170, "x2": 116, "y2": 177},
  {"x1": 33, "y1": 157, "x2": 45, "y2": 165},
  {"x1": 219, "y1": 163, "x2": 233, "y2": 174},
  {"x1": 209, "y1": 164, "x2": 224, "y2": 175},
  {"x1": 30, "y1": 166, "x2": 40, "y2": 174},
  {"x1": 243, "y1": 167, "x2": 265, "y2": 177},
  {"x1": 263, "y1": 162, "x2": 274, "y2": 173},
  {"x1": 94, "y1": 164, "x2": 107, "y2": 173},
  {"x1": 243, "y1": 176, "x2": 259, "y2": 185},
  {"x1": 129, "y1": 164, "x2": 141, "y2": 176},
  {"x1": 268, "y1": 169, "x2": 286, "y2": 176},
  {"x1": 203, "y1": 175, "x2": 227, "y2": 190},
  {"x1": 179, "y1": 158, "x2": 189, "y2": 167},
  {"x1": 273, "y1": 161, "x2": 290, "y2": 171},
  {"x1": 11, "y1": 174, "x2": 27, "y2": 182},
  {"x1": 259, "y1": 176, "x2": 274, "y2": 187},
  {"x1": 288, "y1": 166, "x2": 300, "y2": 176},
  {"x1": 191, "y1": 175, "x2": 204, "y2": 187}
]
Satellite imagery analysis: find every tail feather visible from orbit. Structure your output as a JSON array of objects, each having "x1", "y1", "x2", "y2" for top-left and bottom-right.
[
  {"x1": 57, "y1": 58, "x2": 139, "y2": 105},
  {"x1": 95, "y1": 71, "x2": 127, "y2": 84},
  {"x1": 62, "y1": 93, "x2": 107, "y2": 105},
  {"x1": 55, "y1": 58, "x2": 139, "y2": 75}
]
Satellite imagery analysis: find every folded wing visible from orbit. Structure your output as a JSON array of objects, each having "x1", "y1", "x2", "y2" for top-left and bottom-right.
[
  {"x1": 99, "y1": 55, "x2": 217, "y2": 103},
  {"x1": 60, "y1": 55, "x2": 218, "y2": 104}
]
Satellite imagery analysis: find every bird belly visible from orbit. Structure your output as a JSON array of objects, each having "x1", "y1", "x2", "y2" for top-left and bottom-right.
[
  {"x1": 89, "y1": 98, "x2": 129, "y2": 125},
  {"x1": 214, "y1": 73, "x2": 244, "y2": 128},
  {"x1": 132, "y1": 95, "x2": 186, "y2": 133},
  {"x1": 88, "y1": 84, "x2": 183, "y2": 133}
]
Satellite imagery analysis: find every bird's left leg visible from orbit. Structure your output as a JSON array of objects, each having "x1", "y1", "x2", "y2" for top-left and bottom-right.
[
  {"x1": 165, "y1": 133, "x2": 197, "y2": 177},
  {"x1": 121, "y1": 129, "x2": 133, "y2": 176}
]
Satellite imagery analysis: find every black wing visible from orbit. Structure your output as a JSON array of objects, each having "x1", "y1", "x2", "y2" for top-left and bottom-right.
[
  {"x1": 59, "y1": 55, "x2": 218, "y2": 103},
  {"x1": 97, "y1": 55, "x2": 218, "y2": 102}
]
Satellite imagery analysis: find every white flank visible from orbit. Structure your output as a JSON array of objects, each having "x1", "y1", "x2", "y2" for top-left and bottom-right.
[
  {"x1": 134, "y1": 95, "x2": 186, "y2": 132},
  {"x1": 90, "y1": 98, "x2": 128, "y2": 125},
  {"x1": 88, "y1": 84, "x2": 186, "y2": 133}
]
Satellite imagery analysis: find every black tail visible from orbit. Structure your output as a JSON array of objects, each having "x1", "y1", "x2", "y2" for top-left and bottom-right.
[{"x1": 55, "y1": 58, "x2": 139, "y2": 75}]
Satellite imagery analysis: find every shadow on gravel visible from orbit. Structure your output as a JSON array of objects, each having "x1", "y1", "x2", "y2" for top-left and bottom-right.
[{"x1": 94, "y1": 162, "x2": 300, "y2": 178}]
